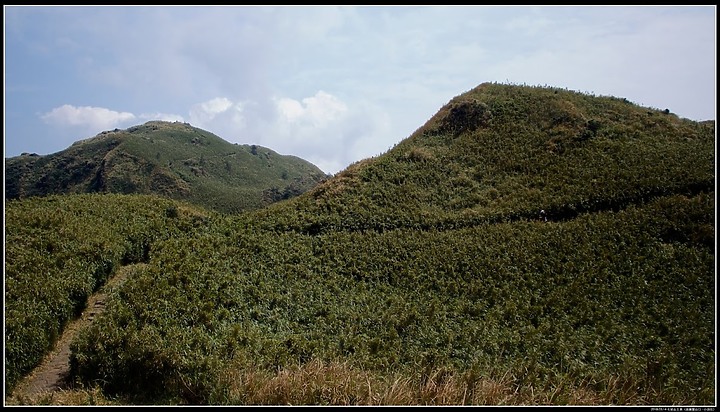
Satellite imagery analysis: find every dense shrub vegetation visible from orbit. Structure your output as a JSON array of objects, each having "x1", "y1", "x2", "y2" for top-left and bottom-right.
[
  {"x1": 4, "y1": 83, "x2": 715, "y2": 405},
  {"x1": 4, "y1": 194, "x2": 213, "y2": 393}
]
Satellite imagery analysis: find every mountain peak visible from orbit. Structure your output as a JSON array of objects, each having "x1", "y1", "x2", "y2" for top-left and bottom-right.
[
  {"x1": 5, "y1": 122, "x2": 328, "y2": 213},
  {"x1": 258, "y1": 83, "x2": 714, "y2": 234}
]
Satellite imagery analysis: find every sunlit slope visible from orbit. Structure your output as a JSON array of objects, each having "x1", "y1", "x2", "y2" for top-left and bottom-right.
[
  {"x1": 252, "y1": 82, "x2": 714, "y2": 233},
  {"x1": 5, "y1": 121, "x2": 328, "y2": 213}
]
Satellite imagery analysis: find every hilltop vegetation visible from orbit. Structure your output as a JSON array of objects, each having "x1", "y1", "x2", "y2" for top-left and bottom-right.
[
  {"x1": 253, "y1": 83, "x2": 713, "y2": 233},
  {"x1": 5, "y1": 121, "x2": 329, "y2": 213},
  {"x1": 4, "y1": 83, "x2": 715, "y2": 406}
]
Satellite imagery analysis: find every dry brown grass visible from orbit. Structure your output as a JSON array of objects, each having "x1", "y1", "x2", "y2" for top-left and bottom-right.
[
  {"x1": 217, "y1": 359, "x2": 633, "y2": 406},
  {"x1": 5, "y1": 386, "x2": 117, "y2": 406},
  {"x1": 405, "y1": 147, "x2": 435, "y2": 163},
  {"x1": 4, "y1": 359, "x2": 683, "y2": 406}
]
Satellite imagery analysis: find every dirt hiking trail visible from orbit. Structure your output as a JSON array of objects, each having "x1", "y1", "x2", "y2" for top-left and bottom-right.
[{"x1": 7, "y1": 263, "x2": 144, "y2": 404}]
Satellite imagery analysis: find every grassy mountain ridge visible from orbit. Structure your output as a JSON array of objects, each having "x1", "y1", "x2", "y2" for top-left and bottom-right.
[
  {"x1": 249, "y1": 82, "x2": 713, "y2": 234},
  {"x1": 4, "y1": 83, "x2": 715, "y2": 405},
  {"x1": 5, "y1": 120, "x2": 329, "y2": 213}
]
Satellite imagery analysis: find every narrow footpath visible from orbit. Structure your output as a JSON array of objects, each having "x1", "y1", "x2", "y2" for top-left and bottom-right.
[{"x1": 6, "y1": 263, "x2": 144, "y2": 404}]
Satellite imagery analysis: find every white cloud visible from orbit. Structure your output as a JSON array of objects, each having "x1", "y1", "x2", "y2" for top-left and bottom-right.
[
  {"x1": 275, "y1": 91, "x2": 348, "y2": 128},
  {"x1": 276, "y1": 98, "x2": 305, "y2": 123},
  {"x1": 266, "y1": 91, "x2": 352, "y2": 159},
  {"x1": 139, "y1": 112, "x2": 186, "y2": 123},
  {"x1": 173, "y1": 91, "x2": 391, "y2": 174},
  {"x1": 199, "y1": 97, "x2": 234, "y2": 115},
  {"x1": 41, "y1": 104, "x2": 136, "y2": 130},
  {"x1": 260, "y1": 91, "x2": 390, "y2": 174},
  {"x1": 188, "y1": 97, "x2": 245, "y2": 129}
]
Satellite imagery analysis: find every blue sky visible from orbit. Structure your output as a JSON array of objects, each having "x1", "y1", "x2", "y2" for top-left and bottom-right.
[{"x1": 4, "y1": 5, "x2": 716, "y2": 174}]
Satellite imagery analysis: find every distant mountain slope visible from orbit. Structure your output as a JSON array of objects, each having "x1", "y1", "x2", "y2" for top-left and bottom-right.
[
  {"x1": 252, "y1": 82, "x2": 714, "y2": 234},
  {"x1": 5, "y1": 121, "x2": 329, "y2": 213}
]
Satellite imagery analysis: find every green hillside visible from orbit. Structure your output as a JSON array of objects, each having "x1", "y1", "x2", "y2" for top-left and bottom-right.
[
  {"x1": 251, "y1": 83, "x2": 714, "y2": 233},
  {"x1": 5, "y1": 121, "x2": 329, "y2": 213},
  {"x1": 4, "y1": 83, "x2": 715, "y2": 406}
]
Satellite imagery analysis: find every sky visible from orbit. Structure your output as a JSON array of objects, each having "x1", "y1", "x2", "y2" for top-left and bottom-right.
[{"x1": 3, "y1": 5, "x2": 716, "y2": 175}]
